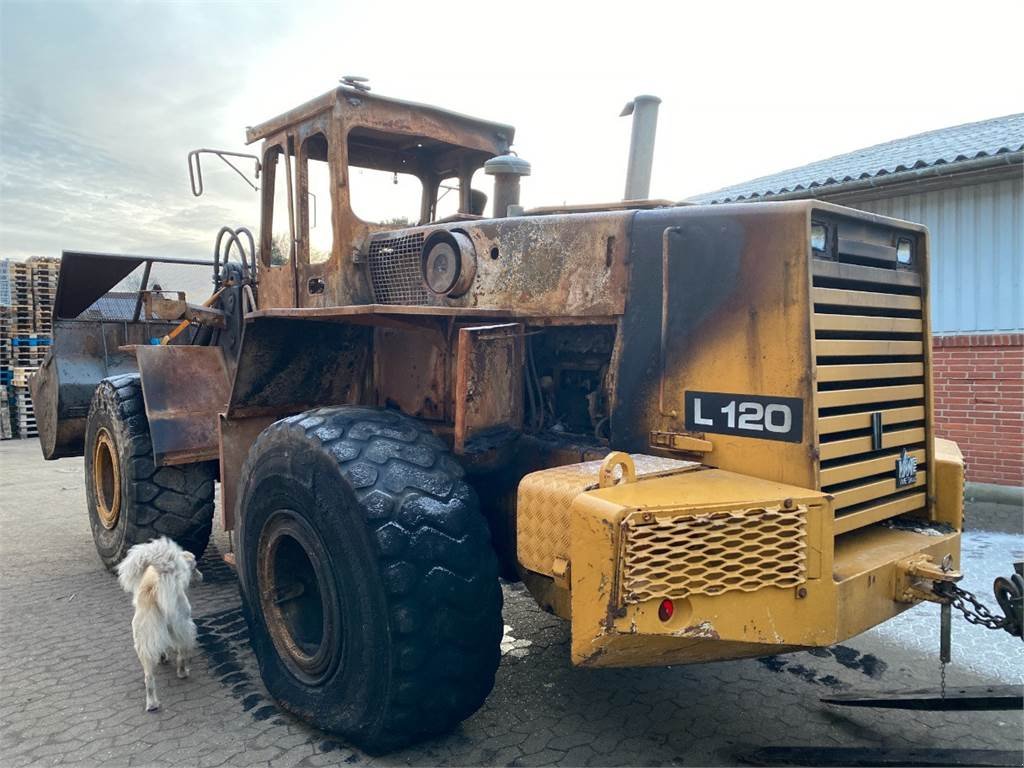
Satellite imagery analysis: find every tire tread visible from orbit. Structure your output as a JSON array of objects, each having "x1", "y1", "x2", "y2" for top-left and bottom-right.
[
  {"x1": 243, "y1": 406, "x2": 502, "y2": 751},
  {"x1": 87, "y1": 374, "x2": 215, "y2": 565}
]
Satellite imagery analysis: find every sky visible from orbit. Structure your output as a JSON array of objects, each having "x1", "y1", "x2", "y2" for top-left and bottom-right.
[{"x1": 1, "y1": 0, "x2": 1021, "y2": 265}]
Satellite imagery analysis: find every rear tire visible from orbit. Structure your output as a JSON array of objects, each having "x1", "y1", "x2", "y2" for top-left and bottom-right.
[
  {"x1": 84, "y1": 374, "x2": 216, "y2": 569},
  {"x1": 237, "y1": 406, "x2": 503, "y2": 753}
]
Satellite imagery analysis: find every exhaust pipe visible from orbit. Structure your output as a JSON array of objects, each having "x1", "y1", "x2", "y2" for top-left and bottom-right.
[
  {"x1": 621, "y1": 94, "x2": 661, "y2": 201},
  {"x1": 484, "y1": 153, "x2": 531, "y2": 218}
]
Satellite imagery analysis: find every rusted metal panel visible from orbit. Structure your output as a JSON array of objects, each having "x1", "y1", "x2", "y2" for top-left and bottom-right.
[
  {"x1": 249, "y1": 304, "x2": 510, "y2": 320},
  {"x1": 31, "y1": 318, "x2": 178, "y2": 459},
  {"x1": 374, "y1": 326, "x2": 448, "y2": 421},
  {"x1": 218, "y1": 414, "x2": 276, "y2": 531},
  {"x1": 247, "y1": 87, "x2": 514, "y2": 157},
  {"x1": 453, "y1": 323, "x2": 524, "y2": 453},
  {"x1": 136, "y1": 345, "x2": 231, "y2": 465},
  {"x1": 357, "y1": 212, "x2": 632, "y2": 318},
  {"x1": 227, "y1": 316, "x2": 370, "y2": 417}
]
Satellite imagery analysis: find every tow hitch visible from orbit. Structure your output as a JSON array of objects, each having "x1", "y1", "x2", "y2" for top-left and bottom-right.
[
  {"x1": 821, "y1": 560, "x2": 1023, "y2": 717},
  {"x1": 932, "y1": 561, "x2": 1024, "y2": 640}
]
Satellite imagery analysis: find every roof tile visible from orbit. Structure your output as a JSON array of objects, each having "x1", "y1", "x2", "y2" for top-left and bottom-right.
[{"x1": 689, "y1": 113, "x2": 1024, "y2": 203}]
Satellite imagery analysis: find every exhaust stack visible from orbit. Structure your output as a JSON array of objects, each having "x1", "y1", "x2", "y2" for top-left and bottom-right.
[
  {"x1": 621, "y1": 94, "x2": 661, "y2": 201},
  {"x1": 484, "y1": 153, "x2": 531, "y2": 217}
]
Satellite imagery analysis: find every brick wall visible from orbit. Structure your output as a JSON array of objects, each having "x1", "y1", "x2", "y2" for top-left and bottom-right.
[{"x1": 932, "y1": 333, "x2": 1023, "y2": 487}]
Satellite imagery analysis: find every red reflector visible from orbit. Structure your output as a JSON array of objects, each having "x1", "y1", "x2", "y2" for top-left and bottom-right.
[{"x1": 658, "y1": 598, "x2": 674, "y2": 622}]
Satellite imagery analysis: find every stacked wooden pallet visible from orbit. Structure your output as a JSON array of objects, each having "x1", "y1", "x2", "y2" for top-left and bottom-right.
[
  {"x1": 29, "y1": 256, "x2": 59, "y2": 336},
  {"x1": 1, "y1": 257, "x2": 60, "y2": 439},
  {"x1": 0, "y1": 387, "x2": 11, "y2": 440},
  {"x1": 0, "y1": 310, "x2": 10, "y2": 387},
  {"x1": 11, "y1": 390, "x2": 36, "y2": 436},
  {"x1": 1, "y1": 260, "x2": 34, "y2": 336}
]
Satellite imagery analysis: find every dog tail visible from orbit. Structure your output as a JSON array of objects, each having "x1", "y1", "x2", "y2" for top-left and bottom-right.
[
  {"x1": 117, "y1": 546, "x2": 149, "y2": 594},
  {"x1": 136, "y1": 565, "x2": 161, "y2": 611}
]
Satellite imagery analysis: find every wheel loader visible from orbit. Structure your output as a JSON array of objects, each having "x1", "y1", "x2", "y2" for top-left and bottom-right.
[{"x1": 32, "y1": 84, "x2": 973, "y2": 751}]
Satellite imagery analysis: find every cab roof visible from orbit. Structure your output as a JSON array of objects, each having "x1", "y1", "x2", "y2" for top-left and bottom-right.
[{"x1": 245, "y1": 86, "x2": 515, "y2": 160}]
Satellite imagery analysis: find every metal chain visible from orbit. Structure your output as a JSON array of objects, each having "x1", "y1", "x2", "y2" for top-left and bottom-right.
[
  {"x1": 939, "y1": 656, "x2": 946, "y2": 699},
  {"x1": 935, "y1": 582, "x2": 1012, "y2": 631}
]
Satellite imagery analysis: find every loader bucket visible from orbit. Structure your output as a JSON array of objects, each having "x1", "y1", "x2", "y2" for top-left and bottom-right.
[{"x1": 31, "y1": 251, "x2": 213, "y2": 460}]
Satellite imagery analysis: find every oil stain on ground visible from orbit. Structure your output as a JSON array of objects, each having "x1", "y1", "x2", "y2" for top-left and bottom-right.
[{"x1": 760, "y1": 644, "x2": 887, "y2": 688}]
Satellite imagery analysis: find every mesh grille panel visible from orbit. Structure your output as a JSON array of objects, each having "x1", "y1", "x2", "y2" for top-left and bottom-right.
[
  {"x1": 79, "y1": 292, "x2": 139, "y2": 321},
  {"x1": 621, "y1": 505, "x2": 807, "y2": 603},
  {"x1": 367, "y1": 233, "x2": 428, "y2": 305}
]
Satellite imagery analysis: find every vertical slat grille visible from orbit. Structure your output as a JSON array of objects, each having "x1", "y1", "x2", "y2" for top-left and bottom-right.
[
  {"x1": 812, "y1": 241, "x2": 928, "y2": 534},
  {"x1": 367, "y1": 232, "x2": 428, "y2": 305}
]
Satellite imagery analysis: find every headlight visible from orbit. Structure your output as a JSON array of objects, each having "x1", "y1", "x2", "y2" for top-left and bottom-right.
[
  {"x1": 810, "y1": 222, "x2": 828, "y2": 252},
  {"x1": 421, "y1": 230, "x2": 477, "y2": 297},
  {"x1": 896, "y1": 238, "x2": 913, "y2": 265}
]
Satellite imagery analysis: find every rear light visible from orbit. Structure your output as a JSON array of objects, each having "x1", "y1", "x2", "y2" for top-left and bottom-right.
[{"x1": 658, "y1": 598, "x2": 674, "y2": 622}]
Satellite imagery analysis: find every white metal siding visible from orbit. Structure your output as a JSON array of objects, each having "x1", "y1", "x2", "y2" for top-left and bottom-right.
[{"x1": 853, "y1": 178, "x2": 1023, "y2": 335}]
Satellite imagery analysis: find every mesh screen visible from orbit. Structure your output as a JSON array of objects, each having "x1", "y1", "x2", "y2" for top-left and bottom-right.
[
  {"x1": 79, "y1": 292, "x2": 139, "y2": 321},
  {"x1": 367, "y1": 233, "x2": 428, "y2": 305},
  {"x1": 621, "y1": 505, "x2": 808, "y2": 603}
]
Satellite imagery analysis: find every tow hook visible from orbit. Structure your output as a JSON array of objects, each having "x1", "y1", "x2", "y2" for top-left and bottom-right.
[{"x1": 895, "y1": 553, "x2": 961, "y2": 604}]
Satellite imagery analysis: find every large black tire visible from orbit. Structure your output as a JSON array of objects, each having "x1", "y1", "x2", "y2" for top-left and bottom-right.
[
  {"x1": 84, "y1": 374, "x2": 216, "y2": 569},
  {"x1": 237, "y1": 407, "x2": 503, "y2": 753}
]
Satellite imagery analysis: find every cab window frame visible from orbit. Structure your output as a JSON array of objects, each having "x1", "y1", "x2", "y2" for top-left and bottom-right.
[
  {"x1": 297, "y1": 131, "x2": 336, "y2": 265},
  {"x1": 341, "y1": 122, "x2": 489, "y2": 227},
  {"x1": 260, "y1": 139, "x2": 297, "y2": 269}
]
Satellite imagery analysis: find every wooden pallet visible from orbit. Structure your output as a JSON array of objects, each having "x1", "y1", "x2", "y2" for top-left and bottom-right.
[
  {"x1": 9, "y1": 352, "x2": 47, "y2": 367},
  {"x1": 28, "y1": 258, "x2": 60, "y2": 334},
  {"x1": 1, "y1": 261, "x2": 32, "y2": 308},
  {"x1": 0, "y1": 387, "x2": 12, "y2": 440},
  {"x1": 8, "y1": 385, "x2": 34, "y2": 437},
  {"x1": 12, "y1": 386, "x2": 36, "y2": 437},
  {"x1": 12, "y1": 367, "x2": 38, "y2": 388}
]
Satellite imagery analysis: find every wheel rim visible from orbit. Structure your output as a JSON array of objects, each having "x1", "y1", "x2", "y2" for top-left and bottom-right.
[
  {"x1": 257, "y1": 511, "x2": 341, "y2": 685},
  {"x1": 93, "y1": 428, "x2": 121, "y2": 530}
]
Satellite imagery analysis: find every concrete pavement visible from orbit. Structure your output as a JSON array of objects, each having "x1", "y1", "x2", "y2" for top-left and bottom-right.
[{"x1": 1, "y1": 438, "x2": 1021, "y2": 767}]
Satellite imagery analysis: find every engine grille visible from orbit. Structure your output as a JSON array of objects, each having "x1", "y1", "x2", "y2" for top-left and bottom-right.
[
  {"x1": 620, "y1": 505, "x2": 807, "y2": 604},
  {"x1": 812, "y1": 229, "x2": 928, "y2": 535},
  {"x1": 367, "y1": 233, "x2": 428, "y2": 305}
]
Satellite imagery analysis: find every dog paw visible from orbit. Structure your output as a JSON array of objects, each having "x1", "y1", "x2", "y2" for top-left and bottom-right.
[
  {"x1": 146, "y1": 702, "x2": 161, "y2": 712},
  {"x1": 176, "y1": 668, "x2": 190, "y2": 680}
]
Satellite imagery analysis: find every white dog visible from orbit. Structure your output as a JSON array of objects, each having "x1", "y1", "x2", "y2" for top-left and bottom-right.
[{"x1": 117, "y1": 537, "x2": 202, "y2": 711}]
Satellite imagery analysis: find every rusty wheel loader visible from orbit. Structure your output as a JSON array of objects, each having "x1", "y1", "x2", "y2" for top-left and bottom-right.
[{"x1": 32, "y1": 84, "x2": 996, "y2": 751}]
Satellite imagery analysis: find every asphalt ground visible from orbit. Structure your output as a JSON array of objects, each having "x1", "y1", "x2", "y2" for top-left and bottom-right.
[{"x1": 1, "y1": 438, "x2": 1021, "y2": 767}]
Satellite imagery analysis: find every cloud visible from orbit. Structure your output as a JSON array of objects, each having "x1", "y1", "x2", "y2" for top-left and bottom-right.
[
  {"x1": 2, "y1": 0, "x2": 1020, "y2": 269},
  {"x1": 0, "y1": 1, "x2": 271, "y2": 260}
]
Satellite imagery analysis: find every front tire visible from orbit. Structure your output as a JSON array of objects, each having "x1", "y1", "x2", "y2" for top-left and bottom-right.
[
  {"x1": 84, "y1": 374, "x2": 215, "y2": 569},
  {"x1": 237, "y1": 407, "x2": 503, "y2": 753}
]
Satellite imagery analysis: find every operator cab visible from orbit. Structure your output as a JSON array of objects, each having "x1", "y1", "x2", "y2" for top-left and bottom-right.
[{"x1": 245, "y1": 86, "x2": 514, "y2": 309}]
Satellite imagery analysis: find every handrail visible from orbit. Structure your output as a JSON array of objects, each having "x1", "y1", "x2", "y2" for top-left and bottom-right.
[{"x1": 188, "y1": 149, "x2": 261, "y2": 197}]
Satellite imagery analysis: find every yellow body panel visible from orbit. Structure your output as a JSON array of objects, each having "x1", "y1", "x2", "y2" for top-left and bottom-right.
[
  {"x1": 517, "y1": 454, "x2": 698, "y2": 576},
  {"x1": 932, "y1": 437, "x2": 965, "y2": 529},
  {"x1": 510, "y1": 203, "x2": 963, "y2": 669},
  {"x1": 515, "y1": 445, "x2": 963, "y2": 668}
]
